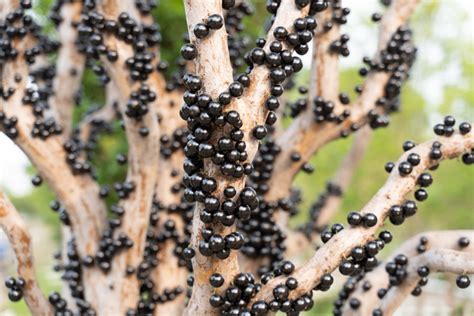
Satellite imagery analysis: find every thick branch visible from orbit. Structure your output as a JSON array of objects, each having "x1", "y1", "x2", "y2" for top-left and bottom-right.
[
  {"x1": 0, "y1": 5, "x2": 107, "y2": 257},
  {"x1": 344, "y1": 230, "x2": 474, "y2": 316},
  {"x1": 379, "y1": 249, "x2": 474, "y2": 316},
  {"x1": 97, "y1": 1, "x2": 161, "y2": 312},
  {"x1": 183, "y1": 1, "x2": 236, "y2": 315},
  {"x1": 184, "y1": 1, "x2": 310, "y2": 315},
  {"x1": 308, "y1": 6, "x2": 341, "y2": 110},
  {"x1": 50, "y1": 1, "x2": 86, "y2": 135},
  {"x1": 252, "y1": 131, "x2": 473, "y2": 304},
  {"x1": 152, "y1": 90, "x2": 188, "y2": 316},
  {"x1": 0, "y1": 191, "x2": 52, "y2": 315}
]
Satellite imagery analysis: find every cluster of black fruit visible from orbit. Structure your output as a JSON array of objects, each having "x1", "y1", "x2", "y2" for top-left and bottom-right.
[
  {"x1": 226, "y1": 1, "x2": 254, "y2": 70},
  {"x1": 312, "y1": 95, "x2": 351, "y2": 124},
  {"x1": 160, "y1": 127, "x2": 188, "y2": 158},
  {"x1": 63, "y1": 138, "x2": 95, "y2": 175},
  {"x1": 130, "y1": 219, "x2": 185, "y2": 314},
  {"x1": 326, "y1": 0, "x2": 351, "y2": 56},
  {"x1": 224, "y1": 0, "x2": 330, "y2": 273},
  {"x1": 298, "y1": 181, "x2": 342, "y2": 238},
  {"x1": 366, "y1": 26, "x2": 417, "y2": 129},
  {"x1": 0, "y1": 111, "x2": 19, "y2": 139},
  {"x1": 332, "y1": 273, "x2": 366, "y2": 315},
  {"x1": 76, "y1": 9, "x2": 161, "y2": 81},
  {"x1": 209, "y1": 260, "x2": 316, "y2": 315},
  {"x1": 0, "y1": 5, "x2": 63, "y2": 140},
  {"x1": 50, "y1": 200, "x2": 71, "y2": 226},
  {"x1": 339, "y1": 231, "x2": 392, "y2": 277},
  {"x1": 5, "y1": 277, "x2": 26, "y2": 302},
  {"x1": 52, "y1": 239, "x2": 95, "y2": 315},
  {"x1": 287, "y1": 86, "x2": 310, "y2": 118}
]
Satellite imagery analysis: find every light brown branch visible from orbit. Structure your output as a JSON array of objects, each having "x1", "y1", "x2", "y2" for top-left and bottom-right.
[
  {"x1": 183, "y1": 1, "x2": 237, "y2": 315},
  {"x1": 286, "y1": 126, "x2": 373, "y2": 258},
  {"x1": 308, "y1": 6, "x2": 341, "y2": 109},
  {"x1": 0, "y1": 191, "x2": 52, "y2": 315},
  {"x1": 265, "y1": 0, "x2": 419, "y2": 202},
  {"x1": 0, "y1": 0, "x2": 107, "y2": 258},
  {"x1": 50, "y1": 1, "x2": 86, "y2": 135},
  {"x1": 96, "y1": 1, "x2": 161, "y2": 313},
  {"x1": 379, "y1": 249, "x2": 474, "y2": 316},
  {"x1": 153, "y1": 90, "x2": 188, "y2": 316},
  {"x1": 183, "y1": 1, "x2": 311, "y2": 314},
  {"x1": 316, "y1": 125, "x2": 373, "y2": 227},
  {"x1": 252, "y1": 131, "x2": 474, "y2": 304},
  {"x1": 344, "y1": 230, "x2": 474, "y2": 316}
]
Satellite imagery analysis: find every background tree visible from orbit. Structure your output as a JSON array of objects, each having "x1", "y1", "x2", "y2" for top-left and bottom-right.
[{"x1": 0, "y1": 0, "x2": 472, "y2": 316}]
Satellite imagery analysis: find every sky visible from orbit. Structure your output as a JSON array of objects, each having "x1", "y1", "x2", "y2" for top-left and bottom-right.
[{"x1": 0, "y1": 0, "x2": 473, "y2": 196}]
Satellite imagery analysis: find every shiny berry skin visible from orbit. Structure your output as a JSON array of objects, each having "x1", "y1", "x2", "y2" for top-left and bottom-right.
[
  {"x1": 458, "y1": 237, "x2": 470, "y2": 248},
  {"x1": 398, "y1": 161, "x2": 413, "y2": 176},
  {"x1": 433, "y1": 123, "x2": 445, "y2": 135},
  {"x1": 253, "y1": 125, "x2": 267, "y2": 139},
  {"x1": 403, "y1": 140, "x2": 416, "y2": 151},
  {"x1": 414, "y1": 188, "x2": 428, "y2": 201},
  {"x1": 207, "y1": 14, "x2": 223, "y2": 29},
  {"x1": 8, "y1": 290, "x2": 22, "y2": 302},
  {"x1": 181, "y1": 44, "x2": 197, "y2": 60},
  {"x1": 209, "y1": 273, "x2": 224, "y2": 287},
  {"x1": 417, "y1": 266, "x2": 430, "y2": 277},
  {"x1": 194, "y1": 23, "x2": 209, "y2": 38},
  {"x1": 459, "y1": 122, "x2": 471, "y2": 134},
  {"x1": 209, "y1": 294, "x2": 224, "y2": 307},
  {"x1": 417, "y1": 173, "x2": 433, "y2": 187},
  {"x1": 347, "y1": 211, "x2": 362, "y2": 226},
  {"x1": 363, "y1": 213, "x2": 378, "y2": 227},
  {"x1": 456, "y1": 275, "x2": 470, "y2": 289},
  {"x1": 384, "y1": 162, "x2": 395, "y2": 173},
  {"x1": 339, "y1": 260, "x2": 355, "y2": 276},
  {"x1": 407, "y1": 153, "x2": 420, "y2": 165}
]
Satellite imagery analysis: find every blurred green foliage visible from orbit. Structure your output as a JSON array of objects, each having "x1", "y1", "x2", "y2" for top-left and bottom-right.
[{"x1": 4, "y1": 0, "x2": 473, "y2": 315}]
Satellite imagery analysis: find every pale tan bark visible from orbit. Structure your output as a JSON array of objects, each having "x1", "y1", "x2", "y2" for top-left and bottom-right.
[
  {"x1": 252, "y1": 132, "x2": 474, "y2": 304},
  {"x1": 50, "y1": 1, "x2": 86, "y2": 135},
  {"x1": 380, "y1": 249, "x2": 474, "y2": 316},
  {"x1": 266, "y1": 0, "x2": 420, "y2": 202},
  {"x1": 183, "y1": 1, "x2": 311, "y2": 314},
  {"x1": 0, "y1": 191, "x2": 52, "y2": 315},
  {"x1": 343, "y1": 230, "x2": 474, "y2": 316}
]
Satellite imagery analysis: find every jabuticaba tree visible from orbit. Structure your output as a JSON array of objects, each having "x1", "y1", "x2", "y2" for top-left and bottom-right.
[{"x1": 0, "y1": 0, "x2": 472, "y2": 315}]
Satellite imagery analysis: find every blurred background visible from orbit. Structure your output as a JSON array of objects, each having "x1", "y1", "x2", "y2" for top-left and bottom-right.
[{"x1": 0, "y1": 0, "x2": 473, "y2": 315}]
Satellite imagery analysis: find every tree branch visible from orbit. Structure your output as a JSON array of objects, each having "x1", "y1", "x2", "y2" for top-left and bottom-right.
[
  {"x1": 0, "y1": 1, "x2": 107, "y2": 258},
  {"x1": 265, "y1": 0, "x2": 419, "y2": 202},
  {"x1": 287, "y1": 126, "x2": 373, "y2": 258},
  {"x1": 95, "y1": 1, "x2": 161, "y2": 312},
  {"x1": 76, "y1": 82, "x2": 119, "y2": 144},
  {"x1": 152, "y1": 90, "x2": 189, "y2": 316},
  {"x1": 50, "y1": 1, "x2": 86, "y2": 135},
  {"x1": 379, "y1": 249, "x2": 474, "y2": 316},
  {"x1": 183, "y1": 1, "x2": 236, "y2": 314},
  {"x1": 343, "y1": 230, "x2": 474, "y2": 316},
  {"x1": 252, "y1": 131, "x2": 473, "y2": 304},
  {"x1": 183, "y1": 1, "x2": 310, "y2": 314},
  {"x1": 0, "y1": 191, "x2": 52, "y2": 315},
  {"x1": 315, "y1": 126, "x2": 373, "y2": 229}
]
